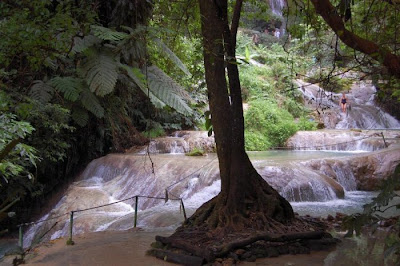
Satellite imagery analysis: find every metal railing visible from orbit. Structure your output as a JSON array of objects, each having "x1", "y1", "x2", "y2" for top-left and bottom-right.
[{"x1": 17, "y1": 194, "x2": 186, "y2": 248}]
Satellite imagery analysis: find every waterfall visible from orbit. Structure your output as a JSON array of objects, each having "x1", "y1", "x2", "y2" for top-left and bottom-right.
[
  {"x1": 23, "y1": 132, "x2": 400, "y2": 248},
  {"x1": 296, "y1": 80, "x2": 400, "y2": 130},
  {"x1": 286, "y1": 130, "x2": 398, "y2": 151},
  {"x1": 269, "y1": 0, "x2": 286, "y2": 16},
  {"x1": 24, "y1": 151, "x2": 352, "y2": 247},
  {"x1": 268, "y1": 0, "x2": 287, "y2": 37},
  {"x1": 137, "y1": 131, "x2": 215, "y2": 154}
]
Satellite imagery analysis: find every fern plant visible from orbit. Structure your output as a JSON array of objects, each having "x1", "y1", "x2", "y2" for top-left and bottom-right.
[{"x1": 29, "y1": 24, "x2": 194, "y2": 127}]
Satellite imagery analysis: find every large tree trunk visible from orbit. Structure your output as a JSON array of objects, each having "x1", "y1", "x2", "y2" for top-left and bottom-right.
[
  {"x1": 182, "y1": 0, "x2": 294, "y2": 232},
  {"x1": 151, "y1": 2, "x2": 336, "y2": 263}
]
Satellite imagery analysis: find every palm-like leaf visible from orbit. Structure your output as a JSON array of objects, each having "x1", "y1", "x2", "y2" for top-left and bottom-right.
[
  {"x1": 71, "y1": 107, "x2": 89, "y2": 127},
  {"x1": 91, "y1": 25, "x2": 128, "y2": 42},
  {"x1": 71, "y1": 35, "x2": 101, "y2": 55},
  {"x1": 147, "y1": 66, "x2": 193, "y2": 116},
  {"x1": 29, "y1": 81, "x2": 53, "y2": 103},
  {"x1": 80, "y1": 49, "x2": 118, "y2": 97},
  {"x1": 49, "y1": 77, "x2": 83, "y2": 102},
  {"x1": 79, "y1": 87, "x2": 105, "y2": 118},
  {"x1": 119, "y1": 64, "x2": 165, "y2": 109},
  {"x1": 153, "y1": 38, "x2": 191, "y2": 76}
]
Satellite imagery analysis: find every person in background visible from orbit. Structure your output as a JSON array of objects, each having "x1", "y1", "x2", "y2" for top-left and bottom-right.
[
  {"x1": 252, "y1": 33, "x2": 260, "y2": 45},
  {"x1": 340, "y1": 93, "x2": 348, "y2": 113},
  {"x1": 274, "y1": 28, "x2": 280, "y2": 38}
]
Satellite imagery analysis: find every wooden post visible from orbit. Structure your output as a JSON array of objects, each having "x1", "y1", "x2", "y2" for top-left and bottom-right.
[
  {"x1": 18, "y1": 225, "x2": 23, "y2": 249},
  {"x1": 180, "y1": 199, "x2": 187, "y2": 221},
  {"x1": 134, "y1": 196, "x2": 138, "y2": 228},
  {"x1": 67, "y1": 211, "x2": 74, "y2": 245},
  {"x1": 381, "y1": 132, "x2": 388, "y2": 148}
]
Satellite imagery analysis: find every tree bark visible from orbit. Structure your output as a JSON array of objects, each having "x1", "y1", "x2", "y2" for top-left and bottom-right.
[
  {"x1": 188, "y1": 0, "x2": 294, "y2": 231},
  {"x1": 310, "y1": 0, "x2": 400, "y2": 79}
]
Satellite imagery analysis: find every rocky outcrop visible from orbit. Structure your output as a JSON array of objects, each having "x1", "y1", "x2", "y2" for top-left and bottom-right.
[
  {"x1": 287, "y1": 130, "x2": 400, "y2": 151},
  {"x1": 305, "y1": 144, "x2": 400, "y2": 190},
  {"x1": 137, "y1": 131, "x2": 216, "y2": 154}
]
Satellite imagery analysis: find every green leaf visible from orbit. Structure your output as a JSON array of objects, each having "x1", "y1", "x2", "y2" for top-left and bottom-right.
[
  {"x1": 153, "y1": 38, "x2": 191, "y2": 76},
  {"x1": 71, "y1": 107, "x2": 89, "y2": 127},
  {"x1": 79, "y1": 88, "x2": 104, "y2": 118},
  {"x1": 71, "y1": 35, "x2": 101, "y2": 55},
  {"x1": 80, "y1": 48, "x2": 118, "y2": 97},
  {"x1": 29, "y1": 80, "x2": 53, "y2": 104},
  {"x1": 119, "y1": 64, "x2": 165, "y2": 109},
  {"x1": 147, "y1": 66, "x2": 193, "y2": 116},
  {"x1": 49, "y1": 77, "x2": 83, "y2": 102},
  {"x1": 91, "y1": 25, "x2": 129, "y2": 42}
]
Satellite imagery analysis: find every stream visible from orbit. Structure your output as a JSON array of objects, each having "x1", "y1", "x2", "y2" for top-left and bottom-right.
[{"x1": 2, "y1": 81, "x2": 400, "y2": 265}]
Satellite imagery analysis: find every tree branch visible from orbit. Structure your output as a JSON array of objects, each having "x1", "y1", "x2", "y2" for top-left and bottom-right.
[
  {"x1": 230, "y1": 0, "x2": 243, "y2": 49},
  {"x1": 310, "y1": 0, "x2": 400, "y2": 78},
  {"x1": 0, "y1": 138, "x2": 21, "y2": 162}
]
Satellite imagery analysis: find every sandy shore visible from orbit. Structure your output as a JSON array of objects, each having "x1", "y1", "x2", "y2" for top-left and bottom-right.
[{"x1": 0, "y1": 228, "x2": 335, "y2": 266}]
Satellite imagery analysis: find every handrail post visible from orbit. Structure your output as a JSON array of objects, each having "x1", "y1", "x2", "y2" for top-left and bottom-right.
[
  {"x1": 67, "y1": 211, "x2": 74, "y2": 245},
  {"x1": 134, "y1": 196, "x2": 138, "y2": 228},
  {"x1": 180, "y1": 199, "x2": 187, "y2": 221},
  {"x1": 18, "y1": 225, "x2": 23, "y2": 249},
  {"x1": 165, "y1": 189, "x2": 168, "y2": 203},
  {"x1": 381, "y1": 132, "x2": 388, "y2": 148}
]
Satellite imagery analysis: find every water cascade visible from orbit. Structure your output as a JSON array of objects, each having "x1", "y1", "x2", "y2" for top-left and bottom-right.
[
  {"x1": 22, "y1": 78, "x2": 400, "y2": 249},
  {"x1": 286, "y1": 130, "x2": 400, "y2": 151},
  {"x1": 23, "y1": 133, "x2": 400, "y2": 247},
  {"x1": 269, "y1": 0, "x2": 286, "y2": 16},
  {"x1": 296, "y1": 80, "x2": 400, "y2": 129}
]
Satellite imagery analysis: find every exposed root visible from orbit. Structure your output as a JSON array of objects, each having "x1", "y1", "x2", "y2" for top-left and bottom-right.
[{"x1": 150, "y1": 215, "x2": 336, "y2": 264}]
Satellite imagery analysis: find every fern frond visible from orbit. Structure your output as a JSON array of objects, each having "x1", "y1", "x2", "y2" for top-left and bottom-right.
[
  {"x1": 71, "y1": 107, "x2": 89, "y2": 127},
  {"x1": 79, "y1": 88, "x2": 105, "y2": 118},
  {"x1": 29, "y1": 81, "x2": 53, "y2": 103},
  {"x1": 71, "y1": 35, "x2": 101, "y2": 55},
  {"x1": 120, "y1": 25, "x2": 148, "y2": 35},
  {"x1": 44, "y1": 57, "x2": 58, "y2": 70},
  {"x1": 80, "y1": 48, "x2": 118, "y2": 97},
  {"x1": 148, "y1": 66, "x2": 194, "y2": 102},
  {"x1": 91, "y1": 25, "x2": 128, "y2": 42},
  {"x1": 49, "y1": 77, "x2": 83, "y2": 102},
  {"x1": 153, "y1": 38, "x2": 191, "y2": 76},
  {"x1": 119, "y1": 65, "x2": 165, "y2": 109},
  {"x1": 147, "y1": 66, "x2": 193, "y2": 116}
]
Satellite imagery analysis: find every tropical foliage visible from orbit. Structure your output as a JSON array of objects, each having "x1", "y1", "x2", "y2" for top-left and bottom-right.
[
  {"x1": 0, "y1": 0, "x2": 198, "y2": 228},
  {"x1": 1, "y1": 0, "x2": 399, "y2": 238}
]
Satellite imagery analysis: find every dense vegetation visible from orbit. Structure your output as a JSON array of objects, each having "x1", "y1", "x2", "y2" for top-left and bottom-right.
[
  {"x1": 1, "y1": 0, "x2": 399, "y2": 238},
  {"x1": 0, "y1": 0, "x2": 201, "y2": 229}
]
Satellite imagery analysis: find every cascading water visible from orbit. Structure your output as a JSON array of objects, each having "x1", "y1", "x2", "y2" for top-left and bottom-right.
[
  {"x1": 268, "y1": 0, "x2": 287, "y2": 37},
  {"x1": 296, "y1": 79, "x2": 400, "y2": 130},
  {"x1": 23, "y1": 138, "x2": 400, "y2": 248},
  {"x1": 269, "y1": 0, "x2": 286, "y2": 16},
  {"x1": 22, "y1": 84, "x2": 400, "y2": 248},
  {"x1": 286, "y1": 130, "x2": 400, "y2": 151}
]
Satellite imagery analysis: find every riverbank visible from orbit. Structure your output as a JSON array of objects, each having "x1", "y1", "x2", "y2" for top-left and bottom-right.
[
  {"x1": 2, "y1": 226, "x2": 397, "y2": 266},
  {"x1": 3, "y1": 228, "x2": 334, "y2": 266}
]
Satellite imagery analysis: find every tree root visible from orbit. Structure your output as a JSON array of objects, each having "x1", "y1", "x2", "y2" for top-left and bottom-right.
[
  {"x1": 211, "y1": 230, "x2": 330, "y2": 259},
  {"x1": 155, "y1": 230, "x2": 337, "y2": 262}
]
